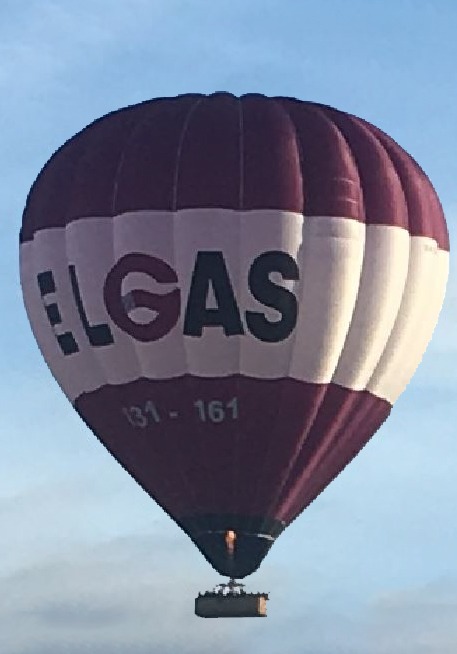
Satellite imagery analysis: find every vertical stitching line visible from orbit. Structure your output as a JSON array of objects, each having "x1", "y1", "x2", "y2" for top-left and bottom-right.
[
  {"x1": 170, "y1": 97, "x2": 210, "y2": 536},
  {"x1": 172, "y1": 98, "x2": 205, "y2": 212},
  {"x1": 231, "y1": 96, "x2": 244, "y2": 526},
  {"x1": 246, "y1": 98, "x2": 304, "y2": 531},
  {"x1": 109, "y1": 102, "x2": 188, "y2": 507}
]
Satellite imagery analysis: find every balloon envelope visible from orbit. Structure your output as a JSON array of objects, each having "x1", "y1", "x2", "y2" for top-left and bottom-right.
[{"x1": 20, "y1": 93, "x2": 449, "y2": 578}]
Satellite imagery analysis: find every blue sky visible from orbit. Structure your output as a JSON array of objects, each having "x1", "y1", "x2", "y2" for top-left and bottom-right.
[{"x1": 1, "y1": 1, "x2": 457, "y2": 652}]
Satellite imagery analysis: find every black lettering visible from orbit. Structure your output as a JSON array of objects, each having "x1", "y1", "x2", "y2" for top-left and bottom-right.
[
  {"x1": 246, "y1": 251, "x2": 299, "y2": 342},
  {"x1": 37, "y1": 270, "x2": 79, "y2": 356},
  {"x1": 69, "y1": 265, "x2": 114, "y2": 347},
  {"x1": 57, "y1": 332, "x2": 79, "y2": 355},
  {"x1": 184, "y1": 252, "x2": 244, "y2": 337}
]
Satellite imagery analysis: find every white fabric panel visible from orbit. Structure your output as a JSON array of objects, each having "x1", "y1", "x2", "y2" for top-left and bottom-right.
[
  {"x1": 367, "y1": 241, "x2": 449, "y2": 403},
  {"x1": 20, "y1": 211, "x2": 448, "y2": 405},
  {"x1": 332, "y1": 225, "x2": 410, "y2": 390},
  {"x1": 172, "y1": 208, "x2": 242, "y2": 376},
  {"x1": 289, "y1": 216, "x2": 365, "y2": 382},
  {"x1": 20, "y1": 231, "x2": 105, "y2": 400},
  {"x1": 65, "y1": 217, "x2": 141, "y2": 386},
  {"x1": 239, "y1": 210, "x2": 303, "y2": 376},
  {"x1": 112, "y1": 210, "x2": 188, "y2": 379}
]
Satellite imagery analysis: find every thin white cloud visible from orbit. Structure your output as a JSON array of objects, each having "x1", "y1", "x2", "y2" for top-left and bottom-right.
[
  {"x1": 2, "y1": 534, "x2": 457, "y2": 654},
  {"x1": 0, "y1": 534, "x2": 255, "y2": 654},
  {"x1": 360, "y1": 580, "x2": 457, "y2": 654}
]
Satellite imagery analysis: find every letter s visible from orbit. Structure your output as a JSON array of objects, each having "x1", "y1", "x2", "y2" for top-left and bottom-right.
[{"x1": 246, "y1": 251, "x2": 299, "y2": 343}]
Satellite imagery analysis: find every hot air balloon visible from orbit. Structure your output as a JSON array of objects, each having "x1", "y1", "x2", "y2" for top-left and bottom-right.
[{"x1": 20, "y1": 93, "x2": 449, "y2": 617}]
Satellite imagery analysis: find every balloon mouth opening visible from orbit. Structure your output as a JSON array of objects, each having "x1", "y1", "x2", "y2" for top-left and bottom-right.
[{"x1": 179, "y1": 514, "x2": 286, "y2": 578}]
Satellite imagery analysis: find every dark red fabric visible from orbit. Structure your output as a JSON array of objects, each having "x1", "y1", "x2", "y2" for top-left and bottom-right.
[
  {"x1": 76, "y1": 376, "x2": 391, "y2": 527},
  {"x1": 21, "y1": 93, "x2": 449, "y2": 250}
]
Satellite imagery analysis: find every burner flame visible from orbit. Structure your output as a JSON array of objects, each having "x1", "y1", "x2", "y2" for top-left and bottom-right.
[{"x1": 225, "y1": 530, "x2": 236, "y2": 556}]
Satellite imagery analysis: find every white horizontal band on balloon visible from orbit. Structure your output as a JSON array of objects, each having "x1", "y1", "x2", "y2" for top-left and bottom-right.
[{"x1": 20, "y1": 210, "x2": 448, "y2": 405}]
